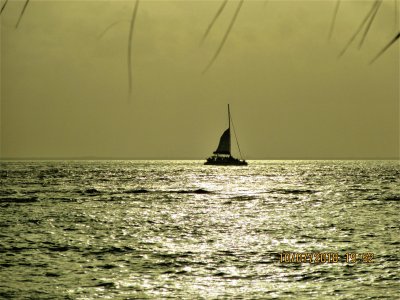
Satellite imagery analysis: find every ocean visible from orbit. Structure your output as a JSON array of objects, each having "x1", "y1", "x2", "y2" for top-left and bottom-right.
[{"x1": 0, "y1": 160, "x2": 399, "y2": 299}]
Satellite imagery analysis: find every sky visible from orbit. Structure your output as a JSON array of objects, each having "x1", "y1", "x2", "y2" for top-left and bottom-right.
[{"x1": 1, "y1": 0, "x2": 399, "y2": 159}]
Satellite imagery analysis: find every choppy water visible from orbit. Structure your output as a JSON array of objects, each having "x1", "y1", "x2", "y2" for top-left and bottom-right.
[{"x1": 0, "y1": 160, "x2": 399, "y2": 299}]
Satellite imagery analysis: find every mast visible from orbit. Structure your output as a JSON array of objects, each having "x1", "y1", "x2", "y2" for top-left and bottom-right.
[
  {"x1": 228, "y1": 104, "x2": 231, "y2": 129},
  {"x1": 228, "y1": 104, "x2": 231, "y2": 155}
]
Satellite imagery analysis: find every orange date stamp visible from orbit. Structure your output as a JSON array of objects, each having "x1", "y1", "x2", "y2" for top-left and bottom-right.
[{"x1": 279, "y1": 252, "x2": 374, "y2": 263}]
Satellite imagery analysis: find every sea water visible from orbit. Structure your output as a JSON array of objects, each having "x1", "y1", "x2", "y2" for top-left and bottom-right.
[{"x1": 0, "y1": 160, "x2": 399, "y2": 299}]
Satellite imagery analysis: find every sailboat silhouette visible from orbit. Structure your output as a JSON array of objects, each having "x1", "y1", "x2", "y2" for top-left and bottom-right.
[{"x1": 205, "y1": 104, "x2": 248, "y2": 166}]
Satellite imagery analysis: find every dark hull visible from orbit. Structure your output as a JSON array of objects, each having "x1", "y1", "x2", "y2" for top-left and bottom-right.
[{"x1": 204, "y1": 157, "x2": 248, "y2": 166}]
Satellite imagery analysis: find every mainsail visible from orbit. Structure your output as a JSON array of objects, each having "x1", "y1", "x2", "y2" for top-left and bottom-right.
[{"x1": 213, "y1": 128, "x2": 231, "y2": 154}]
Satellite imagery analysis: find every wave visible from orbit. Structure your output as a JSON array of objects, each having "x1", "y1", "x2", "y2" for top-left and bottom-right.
[
  {"x1": 384, "y1": 195, "x2": 400, "y2": 201},
  {"x1": 0, "y1": 196, "x2": 38, "y2": 203},
  {"x1": 0, "y1": 190, "x2": 17, "y2": 196},
  {"x1": 83, "y1": 188, "x2": 101, "y2": 195},
  {"x1": 125, "y1": 188, "x2": 149, "y2": 194},
  {"x1": 94, "y1": 282, "x2": 115, "y2": 289},
  {"x1": 1, "y1": 187, "x2": 214, "y2": 203},
  {"x1": 88, "y1": 245, "x2": 136, "y2": 255},
  {"x1": 176, "y1": 188, "x2": 211, "y2": 194},
  {"x1": 229, "y1": 195, "x2": 257, "y2": 201},
  {"x1": 122, "y1": 188, "x2": 212, "y2": 195},
  {"x1": 268, "y1": 189, "x2": 316, "y2": 195}
]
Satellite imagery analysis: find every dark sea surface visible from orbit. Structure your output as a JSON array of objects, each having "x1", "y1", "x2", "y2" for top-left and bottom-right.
[{"x1": 0, "y1": 160, "x2": 399, "y2": 299}]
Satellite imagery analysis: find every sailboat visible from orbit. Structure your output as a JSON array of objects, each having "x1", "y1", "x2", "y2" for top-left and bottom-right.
[{"x1": 204, "y1": 104, "x2": 248, "y2": 166}]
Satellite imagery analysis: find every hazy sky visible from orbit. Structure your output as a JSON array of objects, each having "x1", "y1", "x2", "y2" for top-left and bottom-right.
[{"x1": 1, "y1": 0, "x2": 399, "y2": 159}]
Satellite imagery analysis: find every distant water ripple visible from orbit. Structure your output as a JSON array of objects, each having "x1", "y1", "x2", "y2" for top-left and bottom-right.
[{"x1": 0, "y1": 160, "x2": 399, "y2": 299}]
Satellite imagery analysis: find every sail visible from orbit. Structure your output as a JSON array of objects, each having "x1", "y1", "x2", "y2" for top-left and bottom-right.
[{"x1": 213, "y1": 128, "x2": 231, "y2": 154}]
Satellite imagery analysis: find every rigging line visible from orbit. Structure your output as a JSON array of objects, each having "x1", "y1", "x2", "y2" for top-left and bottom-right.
[
  {"x1": 127, "y1": 0, "x2": 140, "y2": 99},
  {"x1": 15, "y1": 0, "x2": 30, "y2": 28},
  {"x1": 1, "y1": 0, "x2": 8, "y2": 15},
  {"x1": 338, "y1": 0, "x2": 379, "y2": 58},
  {"x1": 230, "y1": 113, "x2": 245, "y2": 160},
  {"x1": 328, "y1": 0, "x2": 341, "y2": 41},
  {"x1": 369, "y1": 32, "x2": 400, "y2": 64},
  {"x1": 200, "y1": 0, "x2": 229, "y2": 47},
  {"x1": 98, "y1": 20, "x2": 128, "y2": 40},
  {"x1": 358, "y1": 0, "x2": 382, "y2": 49},
  {"x1": 202, "y1": 0, "x2": 244, "y2": 74}
]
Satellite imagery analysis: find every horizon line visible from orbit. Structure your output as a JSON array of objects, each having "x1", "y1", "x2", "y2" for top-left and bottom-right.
[{"x1": 0, "y1": 157, "x2": 399, "y2": 161}]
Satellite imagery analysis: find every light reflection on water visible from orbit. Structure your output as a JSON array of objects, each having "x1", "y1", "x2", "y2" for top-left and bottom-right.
[{"x1": 0, "y1": 160, "x2": 399, "y2": 299}]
